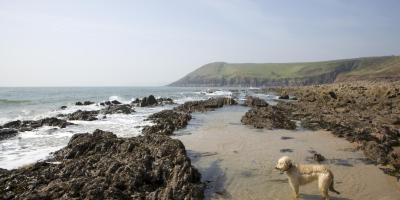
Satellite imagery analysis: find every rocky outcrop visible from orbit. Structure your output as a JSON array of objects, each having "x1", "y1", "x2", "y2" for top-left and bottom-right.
[
  {"x1": 244, "y1": 96, "x2": 268, "y2": 107},
  {"x1": 175, "y1": 97, "x2": 237, "y2": 113},
  {"x1": 241, "y1": 105, "x2": 296, "y2": 130},
  {"x1": 101, "y1": 104, "x2": 135, "y2": 115},
  {"x1": 142, "y1": 110, "x2": 192, "y2": 136},
  {"x1": 61, "y1": 110, "x2": 100, "y2": 121},
  {"x1": 75, "y1": 101, "x2": 95, "y2": 106},
  {"x1": 139, "y1": 95, "x2": 158, "y2": 107},
  {"x1": 0, "y1": 128, "x2": 18, "y2": 140},
  {"x1": 1, "y1": 117, "x2": 74, "y2": 134},
  {"x1": 269, "y1": 81, "x2": 400, "y2": 177},
  {"x1": 0, "y1": 129, "x2": 203, "y2": 199},
  {"x1": 131, "y1": 96, "x2": 175, "y2": 107}
]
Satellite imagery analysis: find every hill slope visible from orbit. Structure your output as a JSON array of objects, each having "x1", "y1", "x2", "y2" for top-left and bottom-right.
[{"x1": 169, "y1": 56, "x2": 400, "y2": 87}]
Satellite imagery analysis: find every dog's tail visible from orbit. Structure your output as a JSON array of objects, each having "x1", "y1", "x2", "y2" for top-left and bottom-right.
[{"x1": 329, "y1": 171, "x2": 340, "y2": 195}]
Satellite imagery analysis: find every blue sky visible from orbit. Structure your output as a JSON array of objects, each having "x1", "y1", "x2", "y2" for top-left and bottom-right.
[{"x1": 1, "y1": 0, "x2": 399, "y2": 86}]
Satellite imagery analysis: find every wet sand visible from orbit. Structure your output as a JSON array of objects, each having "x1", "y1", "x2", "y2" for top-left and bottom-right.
[{"x1": 174, "y1": 106, "x2": 400, "y2": 200}]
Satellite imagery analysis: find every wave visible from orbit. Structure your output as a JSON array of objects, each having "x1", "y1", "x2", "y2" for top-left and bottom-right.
[{"x1": 0, "y1": 99, "x2": 31, "y2": 104}]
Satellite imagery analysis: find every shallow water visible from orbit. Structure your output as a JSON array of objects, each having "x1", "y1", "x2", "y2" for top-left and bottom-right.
[{"x1": 175, "y1": 106, "x2": 400, "y2": 200}]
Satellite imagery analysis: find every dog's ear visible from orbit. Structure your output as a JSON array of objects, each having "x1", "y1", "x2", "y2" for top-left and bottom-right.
[{"x1": 284, "y1": 158, "x2": 292, "y2": 169}]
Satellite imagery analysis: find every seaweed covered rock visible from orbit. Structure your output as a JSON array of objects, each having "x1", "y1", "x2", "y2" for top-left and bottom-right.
[
  {"x1": 241, "y1": 105, "x2": 296, "y2": 130},
  {"x1": 0, "y1": 129, "x2": 204, "y2": 199},
  {"x1": 244, "y1": 96, "x2": 269, "y2": 107},
  {"x1": 101, "y1": 104, "x2": 135, "y2": 115},
  {"x1": 175, "y1": 97, "x2": 237, "y2": 113},
  {"x1": 0, "y1": 128, "x2": 18, "y2": 140},
  {"x1": 1, "y1": 117, "x2": 74, "y2": 134},
  {"x1": 142, "y1": 110, "x2": 192, "y2": 136},
  {"x1": 65, "y1": 110, "x2": 100, "y2": 121},
  {"x1": 140, "y1": 95, "x2": 158, "y2": 107}
]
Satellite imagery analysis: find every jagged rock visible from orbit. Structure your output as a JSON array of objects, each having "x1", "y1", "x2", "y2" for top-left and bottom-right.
[
  {"x1": 241, "y1": 105, "x2": 296, "y2": 130},
  {"x1": 175, "y1": 97, "x2": 237, "y2": 113},
  {"x1": 1, "y1": 118, "x2": 74, "y2": 133},
  {"x1": 157, "y1": 97, "x2": 175, "y2": 105},
  {"x1": 101, "y1": 104, "x2": 134, "y2": 114},
  {"x1": 328, "y1": 91, "x2": 337, "y2": 99},
  {"x1": 66, "y1": 110, "x2": 99, "y2": 121},
  {"x1": 244, "y1": 96, "x2": 268, "y2": 107},
  {"x1": 75, "y1": 101, "x2": 95, "y2": 106},
  {"x1": 140, "y1": 95, "x2": 158, "y2": 107},
  {"x1": 279, "y1": 94, "x2": 289, "y2": 99},
  {"x1": 0, "y1": 128, "x2": 18, "y2": 140},
  {"x1": 0, "y1": 130, "x2": 204, "y2": 199},
  {"x1": 111, "y1": 100, "x2": 121, "y2": 105},
  {"x1": 143, "y1": 110, "x2": 192, "y2": 135},
  {"x1": 313, "y1": 153, "x2": 326, "y2": 163},
  {"x1": 60, "y1": 105, "x2": 67, "y2": 110}
]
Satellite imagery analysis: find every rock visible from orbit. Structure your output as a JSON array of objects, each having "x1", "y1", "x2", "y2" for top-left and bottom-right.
[
  {"x1": 313, "y1": 153, "x2": 326, "y2": 163},
  {"x1": 0, "y1": 128, "x2": 18, "y2": 140},
  {"x1": 241, "y1": 105, "x2": 296, "y2": 130},
  {"x1": 1, "y1": 118, "x2": 74, "y2": 133},
  {"x1": 143, "y1": 110, "x2": 192, "y2": 135},
  {"x1": 66, "y1": 110, "x2": 99, "y2": 121},
  {"x1": 157, "y1": 97, "x2": 175, "y2": 105},
  {"x1": 2, "y1": 120, "x2": 22, "y2": 129},
  {"x1": 244, "y1": 96, "x2": 269, "y2": 107},
  {"x1": 83, "y1": 101, "x2": 95, "y2": 105},
  {"x1": 0, "y1": 130, "x2": 204, "y2": 199},
  {"x1": 75, "y1": 102, "x2": 83, "y2": 106},
  {"x1": 39, "y1": 117, "x2": 74, "y2": 128},
  {"x1": 101, "y1": 104, "x2": 134, "y2": 115},
  {"x1": 175, "y1": 97, "x2": 237, "y2": 113},
  {"x1": 278, "y1": 94, "x2": 289, "y2": 99},
  {"x1": 328, "y1": 91, "x2": 337, "y2": 99},
  {"x1": 140, "y1": 95, "x2": 158, "y2": 107},
  {"x1": 60, "y1": 105, "x2": 67, "y2": 110},
  {"x1": 111, "y1": 100, "x2": 121, "y2": 105},
  {"x1": 362, "y1": 141, "x2": 388, "y2": 164}
]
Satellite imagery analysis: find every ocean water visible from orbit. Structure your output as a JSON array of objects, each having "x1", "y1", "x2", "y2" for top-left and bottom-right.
[{"x1": 0, "y1": 87, "x2": 265, "y2": 169}]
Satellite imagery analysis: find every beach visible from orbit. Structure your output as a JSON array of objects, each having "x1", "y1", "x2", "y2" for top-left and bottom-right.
[{"x1": 176, "y1": 106, "x2": 400, "y2": 200}]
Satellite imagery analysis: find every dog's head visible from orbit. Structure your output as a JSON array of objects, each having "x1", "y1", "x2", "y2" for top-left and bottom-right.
[{"x1": 275, "y1": 156, "x2": 293, "y2": 172}]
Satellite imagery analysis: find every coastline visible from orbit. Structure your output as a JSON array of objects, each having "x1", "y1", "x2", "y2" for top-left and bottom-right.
[
  {"x1": 175, "y1": 106, "x2": 400, "y2": 199},
  {"x1": 0, "y1": 81, "x2": 399, "y2": 199}
]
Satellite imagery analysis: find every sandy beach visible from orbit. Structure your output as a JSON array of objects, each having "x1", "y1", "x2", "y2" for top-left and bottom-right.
[{"x1": 175, "y1": 106, "x2": 400, "y2": 200}]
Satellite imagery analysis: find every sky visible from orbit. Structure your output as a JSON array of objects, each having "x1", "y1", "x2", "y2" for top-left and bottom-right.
[{"x1": 0, "y1": 0, "x2": 399, "y2": 86}]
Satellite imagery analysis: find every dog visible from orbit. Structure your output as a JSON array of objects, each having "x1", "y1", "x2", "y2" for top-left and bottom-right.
[{"x1": 275, "y1": 156, "x2": 340, "y2": 200}]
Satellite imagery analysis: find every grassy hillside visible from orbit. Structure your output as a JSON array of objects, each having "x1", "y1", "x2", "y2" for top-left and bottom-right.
[{"x1": 170, "y1": 55, "x2": 400, "y2": 87}]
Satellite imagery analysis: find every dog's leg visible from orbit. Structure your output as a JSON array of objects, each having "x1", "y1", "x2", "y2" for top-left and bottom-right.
[
  {"x1": 318, "y1": 176, "x2": 330, "y2": 200},
  {"x1": 289, "y1": 179, "x2": 299, "y2": 200}
]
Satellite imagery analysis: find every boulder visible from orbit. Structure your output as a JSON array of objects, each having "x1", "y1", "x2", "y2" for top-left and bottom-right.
[
  {"x1": 66, "y1": 110, "x2": 99, "y2": 121},
  {"x1": 101, "y1": 104, "x2": 134, "y2": 115},
  {"x1": 83, "y1": 101, "x2": 95, "y2": 105},
  {"x1": 244, "y1": 96, "x2": 268, "y2": 107},
  {"x1": 175, "y1": 97, "x2": 237, "y2": 113},
  {"x1": 111, "y1": 100, "x2": 121, "y2": 105},
  {"x1": 143, "y1": 110, "x2": 192, "y2": 135},
  {"x1": 241, "y1": 105, "x2": 296, "y2": 130},
  {"x1": 0, "y1": 128, "x2": 18, "y2": 140},
  {"x1": 278, "y1": 94, "x2": 289, "y2": 99},
  {"x1": 140, "y1": 95, "x2": 158, "y2": 107}
]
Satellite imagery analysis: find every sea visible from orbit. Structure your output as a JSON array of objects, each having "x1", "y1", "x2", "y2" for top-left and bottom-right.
[{"x1": 0, "y1": 87, "x2": 276, "y2": 169}]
